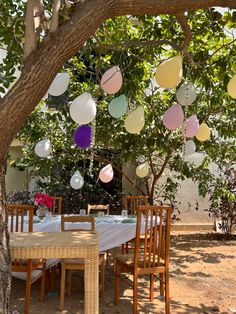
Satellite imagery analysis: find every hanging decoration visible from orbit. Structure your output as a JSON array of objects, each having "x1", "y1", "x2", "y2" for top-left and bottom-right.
[
  {"x1": 70, "y1": 92, "x2": 96, "y2": 125},
  {"x1": 70, "y1": 170, "x2": 84, "y2": 189},
  {"x1": 100, "y1": 66, "x2": 123, "y2": 94},
  {"x1": 184, "y1": 140, "x2": 196, "y2": 156},
  {"x1": 108, "y1": 94, "x2": 128, "y2": 118},
  {"x1": 182, "y1": 114, "x2": 199, "y2": 138},
  {"x1": 99, "y1": 164, "x2": 114, "y2": 183},
  {"x1": 155, "y1": 56, "x2": 183, "y2": 89},
  {"x1": 124, "y1": 106, "x2": 145, "y2": 134},
  {"x1": 176, "y1": 82, "x2": 197, "y2": 106},
  {"x1": 35, "y1": 139, "x2": 52, "y2": 158},
  {"x1": 163, "y1": 104, "x2": 184, "y2": 130},
  {"x1": 48, "y1": 73, "x2": 70, "y2": 96},
  {"x1": 74, "y1": 125, "x2": 92, "y2": 148},
  {"x1": 136, "y1": 162, "x2": 149, "y2": 178},
  {"x1": 227, "y1": 74, "x2": 236, "y2": 98},
  {"x1": 195, "y1": 122, "x2": 211, "y2": 141}
]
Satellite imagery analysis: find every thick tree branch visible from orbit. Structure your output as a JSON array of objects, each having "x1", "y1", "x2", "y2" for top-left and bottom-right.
[
  {"x1": 176, "y1": 12, "x2": 192, "y2": 55},
  {"x1": 24, "y1": 0, "x2": 44, "y2": 61},
  {"x1": 49, "y1": 0, "x2": 61, "y2": 33}
]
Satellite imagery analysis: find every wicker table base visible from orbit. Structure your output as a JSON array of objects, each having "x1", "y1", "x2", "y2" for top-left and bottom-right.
[{"x1": 10, "y1": 231, "x2": 99, "y2": 314}]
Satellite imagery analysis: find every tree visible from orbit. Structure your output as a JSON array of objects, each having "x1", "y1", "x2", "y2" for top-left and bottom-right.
[{"x1": 1, "y1": 1, "x2": 236, "y2": 312}]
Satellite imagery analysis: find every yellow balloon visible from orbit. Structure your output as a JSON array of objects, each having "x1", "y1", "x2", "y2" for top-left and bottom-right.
[
  {"x1": 124, "y1": 107, "x2": 145, "y2": 134},
  {"x1": 136, "y1": 162, "x2": 149, "y2": 178},
  {"x1": 227, "y1": 74, "x2": 236, "y2": 98},
  {"x1": 155, "y1": 56, "x2": 183, "y2": 89},
  {"x1": 195, "y1": 123, "x2": 211, "y2": 141}
]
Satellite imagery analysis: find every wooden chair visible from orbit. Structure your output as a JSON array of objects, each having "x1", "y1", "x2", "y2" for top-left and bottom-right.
[
  {"x1": 51, "y1": 196, "x2": 62, "y2": 215},
  {"x1": 122, "y1": 195, "x2": 149, "y2": 254},
  {"x1": 8, "y1": 204, "x2": 46, "y2": 314},
  {"x1": 87, "y1": 204, "x2": 110, "y2": 215},
  {"x1": 60, "y1": 215, "x2": 105, "y2": 311},
  {"x1": 114, "y1": 205, "x2": 171, "y2": 314},
  {"x1": 124, "y1": 195, "x2": 149, "y2": 215}
]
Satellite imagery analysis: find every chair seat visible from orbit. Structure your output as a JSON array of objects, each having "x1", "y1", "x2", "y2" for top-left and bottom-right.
[{"x1": 115, "y1": 253, "x2": 164, "y2": 268}]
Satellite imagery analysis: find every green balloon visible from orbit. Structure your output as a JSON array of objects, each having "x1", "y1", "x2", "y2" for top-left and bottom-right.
[{"x1": 108, "y1": 94, "x2": 128, "y2": 118}]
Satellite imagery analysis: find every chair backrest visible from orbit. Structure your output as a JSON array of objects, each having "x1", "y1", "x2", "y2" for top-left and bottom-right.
[
  {"x1": 7, "y1": 204, "x2": 34, "y2": 233},
  {"x1": 51, "y1": 196, "x2": 62, "y2": 215},
  {"x1": 87, "y1": 204, "x2": 110, "y2": 215},
  {"x1": 124, "y1": 195, "x2": 149, "y2": 215},
  {"x1": 134, "y1": 205, "x2": 171, "y2": 270},
  {"x1": 61, "y1": 215, "x2": 95, "y2": 232}
]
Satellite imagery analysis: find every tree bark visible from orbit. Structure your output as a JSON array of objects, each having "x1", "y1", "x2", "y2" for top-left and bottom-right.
[
  {"x1": 0, "y1": 157, "x2": 11, "y2": 314},
  {"x1": 0, "y1": 0, "x2": 236, "y2": 312}
]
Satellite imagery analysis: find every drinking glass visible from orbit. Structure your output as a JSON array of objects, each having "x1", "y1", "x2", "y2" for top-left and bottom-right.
[
  {"x1": 121, "y1": 209, "x2": 128, "y2": 218},
  {"x1": 79, "y1": 209, "x2": 86, "y2": 216},
  {"x1": 98, "y1": 211, "x2": 105, "y2": 219}
]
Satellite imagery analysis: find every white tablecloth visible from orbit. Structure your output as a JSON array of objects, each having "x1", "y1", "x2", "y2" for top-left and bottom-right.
[{"x1": 10, "y1": 215, "x2": 139, "y2": 252}]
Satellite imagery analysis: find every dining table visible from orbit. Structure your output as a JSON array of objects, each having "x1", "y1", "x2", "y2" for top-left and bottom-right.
[{"x1": 13, "y1": 214, "x2": 139, "y2": 252}]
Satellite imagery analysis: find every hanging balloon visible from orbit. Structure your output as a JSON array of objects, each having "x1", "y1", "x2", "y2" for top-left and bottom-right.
[
  {"x1": 48, "y1": 73, "x2": 70, "y2": 96},
  {"x1": 70, "y1": 92, "x2": 96, "y2": 125},
  {"x1": 74, "y1": 125, "x2": 92, "y2": 148},
  {"x1": 182, "y1": 114, "x2": 199, "y2": 138},
  {"x1": 100, "y1": 66, "x2": 123, "y2": 94},
  {"x1": 163, "y1": 104, "x2": 184, "y2": 130},
  {"x1": 35, "y1": 139, "x2": 52, "y2": 158},
  {"x1": 136, "y1": 162, "x2": 149, "y2": 178},
  {"x1": 184, "y1": 140, "x2": 196, "y2": 156},
  {"x1": 99, "y1": 164, "x2": 114, "y2": 183},
  {"x1": 176, "y1": 82, "x2": 197, "y2": 106},
  {"x1": 108, "y1": 94, "x2": 128, "y2": 118},
  {"x1": 227, "y1": 74, "x2": 236, "y2": 98},
  {"x1": 70, "y1": 171, "x2": 84, "y2": 189},
  {"x1": 124, "y1": 107, "x2": 145, "y2": 134},
  {"x1": 155, "y1": 56, "x2": 183, "y2": 89},
  {"x1": 195, "y1": 123, "x2": 211, "y2": 141}
]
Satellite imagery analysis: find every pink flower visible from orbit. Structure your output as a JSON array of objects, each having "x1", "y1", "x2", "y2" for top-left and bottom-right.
[{"x1": 34, "y1": 193, "x2": 53, "y2": 208}]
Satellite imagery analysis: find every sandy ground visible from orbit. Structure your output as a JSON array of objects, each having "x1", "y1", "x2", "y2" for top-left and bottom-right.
[{"x1": 10, "y1": 232, "x2": 236, "y2": 314}]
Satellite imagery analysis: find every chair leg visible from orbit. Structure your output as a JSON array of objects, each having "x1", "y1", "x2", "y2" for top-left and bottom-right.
[
  {"x1": 160, "y1": 273, "x2": 164, "y2": 296},
  {"x1": 165, "y1": 271, "x2": 170, "y2": 314},
  {"x1": 125, "y1": 242, "x2": 129, "y2": 254},
  {"x1": 114, "y1": 262, "x2": 121, "y2": 305},
  {"x1": 60, "y1": 263, "x2": 66, "y2": 311},
  {"x1": 49, "y1": 266, "x2": 56, "y2": 291},
  {"x1": 24, "y1": 261, "x2": 32, "y2": 314},
  {"x1": 150, "y1": 274, "x2": 154, "y2": 302},
  {"x1": 40, "y1": 261, "x2": 46, "y2": 302},
  {"x1": 67, "y1": 270, "x2": 72, "y2": 296},
  {"x1": 133, "y1": 273, "x2": 138, "y2": 314},
  {"x1": 99, "y1": 259, "x2": 105, "y2": 296}
]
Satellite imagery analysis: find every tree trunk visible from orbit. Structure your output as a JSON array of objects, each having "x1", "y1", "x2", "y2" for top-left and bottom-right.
[{"x1": 0, "y1": 157, "x2": 11, "y2": 314}]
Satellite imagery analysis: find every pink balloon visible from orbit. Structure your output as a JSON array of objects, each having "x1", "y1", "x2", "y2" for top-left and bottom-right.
[
  {"x1": 99, "y1": 164, "x2": 114, "y2": 183},
  {"x1": 163, "y1": 104, "x2": 184, "y2": 130},
  {"x1": 182, "y1": 114, "x2": 199, "y2": 138},
  {"x1": 100, "y1": 66, "x2": 122, "y2": 94}
]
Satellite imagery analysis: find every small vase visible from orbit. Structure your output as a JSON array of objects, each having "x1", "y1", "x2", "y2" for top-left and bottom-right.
[{"x1": 36, "y1": 205, "x2": 49, "y2": 222}]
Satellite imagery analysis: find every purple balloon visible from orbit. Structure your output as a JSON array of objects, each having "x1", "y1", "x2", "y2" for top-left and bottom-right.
[{"x1": 74, "y1": 125, "x2": 92, "y2": 148}]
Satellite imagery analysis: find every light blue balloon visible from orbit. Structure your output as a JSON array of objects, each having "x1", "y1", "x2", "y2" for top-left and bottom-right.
[{"x1": 108, "y1": 94, "x2": 128, "y2": 118}]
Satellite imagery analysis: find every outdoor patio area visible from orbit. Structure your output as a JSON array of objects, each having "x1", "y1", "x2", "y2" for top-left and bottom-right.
[{"x1": 10, "y1": 232, "x2": 236, "y2": 314}]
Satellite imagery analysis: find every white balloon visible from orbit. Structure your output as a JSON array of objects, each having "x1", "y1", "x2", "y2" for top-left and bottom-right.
[
  {"x1": 70, "y1": 171, "x2": 84, "y2": 189},
  {"x1": 176, "y1": 82, "x2": 197, "y2": 106},
  {"x1": 136, "y1": 162, "x2": 149, "y2": 178},
  {"x1": 35, "y1": 139, "x2": 52, "y2": 158},
  {"x1": 184, "y1": 140, "x2": 196, "y2": 156},
  {"x1": 70, "y1": 92, "x2": 97, "y2": 125},
  {"x1": 48, "y1": 73, "x2": 70, "y2": 96}
]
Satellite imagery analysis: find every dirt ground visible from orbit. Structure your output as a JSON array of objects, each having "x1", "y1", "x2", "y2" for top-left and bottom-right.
[{"x1": 10, "y1": 232, "x2": 236, "y2": 314}]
